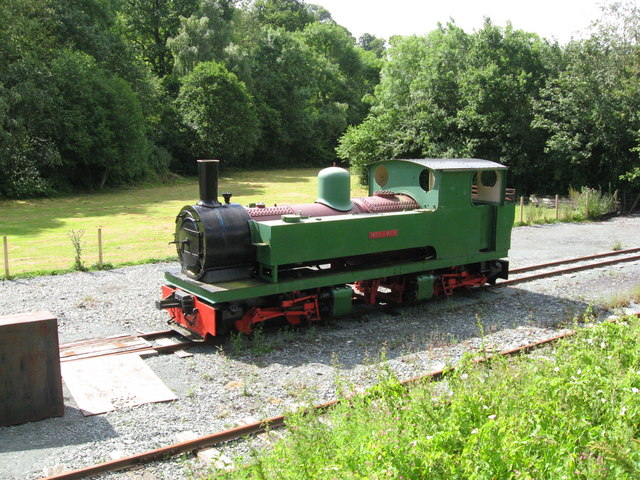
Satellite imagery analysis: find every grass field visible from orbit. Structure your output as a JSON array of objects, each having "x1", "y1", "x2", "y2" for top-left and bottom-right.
[
  {"x1": 0, "y1": 169, "x2": 368, "y2": 278},
  {"x1": 0, "y1": 169, "x2": 615, "y2": 278}
]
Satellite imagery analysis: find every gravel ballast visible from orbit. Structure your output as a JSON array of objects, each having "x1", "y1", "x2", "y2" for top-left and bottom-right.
[{"x1": 1, "y1": 215, "x2": 639, "y2": 479}]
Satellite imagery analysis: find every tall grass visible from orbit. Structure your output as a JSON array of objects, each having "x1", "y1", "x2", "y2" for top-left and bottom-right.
[
  {"x1": 600, "y1": 283, "x2": 640, "y2": 311},
  {"x1": 213, "y1": 315, "x2": 640, "y2": 479},
  {"x1": 569, "y1": 187, "x2": 617, "y2": 219}
]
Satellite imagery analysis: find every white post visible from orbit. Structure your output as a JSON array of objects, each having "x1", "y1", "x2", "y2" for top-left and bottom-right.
[
  {"x1": 98, "y1": 228, "x2": 103, "y2": 269},
  {"x1": 585, "y1": 190, "x2": 590, "y2": 219},
  {"x1": 3, "y1": 236, "x2": 9, "y2": 278}
]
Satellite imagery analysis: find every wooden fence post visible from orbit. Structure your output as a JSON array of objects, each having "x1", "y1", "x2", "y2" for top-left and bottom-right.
[
  {"x1": 98, "y1": 228, "x2": 103, "y2": 269},
  {"x1": 520, "y1": 196, "x2": 524, "y2": 223},
  {"x1": 585, "y1": 190, "x2": 590, "y2": 219},
  {"x1": 3, "y1": 236, "x2": 9, "y2": 278},
  {"x1": 555, "y1": 194, "x2": 559, "y2": 220}
]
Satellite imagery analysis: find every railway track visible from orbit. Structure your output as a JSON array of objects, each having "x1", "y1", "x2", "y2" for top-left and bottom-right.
[
  {"x1": 44, "y1": 248, "x2": 640, "y2": 479},
  {"x1": 498, "y1": 247, "x2": 640, "y2": 287},
  {"x1": 58, "y1": 248, "x2": 640, "y2": 364}
]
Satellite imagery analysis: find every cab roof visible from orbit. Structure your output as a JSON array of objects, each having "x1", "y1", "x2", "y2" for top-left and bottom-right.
[{"x1": 371, "y1": 158, "x2": 507, "y2": 171}]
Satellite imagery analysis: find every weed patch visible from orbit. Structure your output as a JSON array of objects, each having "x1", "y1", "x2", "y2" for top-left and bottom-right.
[
  {"x1": 600, "y1": 283, "x2": 640, "y2": 311},
  {"x1": 68, "y1": 229, "x2": 87, "y2": 271},
  {"x1": 229, "y1": 327, "x2": 276, "y2": 356}
]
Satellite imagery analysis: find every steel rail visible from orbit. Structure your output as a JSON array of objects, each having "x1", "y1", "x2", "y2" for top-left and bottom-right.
[
  {"x1": 499, "y1": 254, "x2": 640, "y2": 287},
  {"x1": 509, "y1": 247, "x2": 640, "y2": 275},
  {"x1": 42, "y1": 329, "x2": 579, "y2": 480},
  {"x1": 137, "y1": 329, "x2": 178, "y2": 340},
  {"x1": 41, "y1": 416, "x2": 288, "y2": 480},
  {"x1": 59, "y1": 342, "x2": 195, "y2": 363},
  {"x1": 58, "y1": 330, "x2": 176, "y2": 350}
]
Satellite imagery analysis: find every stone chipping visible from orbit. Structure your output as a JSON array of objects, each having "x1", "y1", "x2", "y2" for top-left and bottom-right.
[{"x1": 0, "y1": 215, "x2": 639, "y2": 479}]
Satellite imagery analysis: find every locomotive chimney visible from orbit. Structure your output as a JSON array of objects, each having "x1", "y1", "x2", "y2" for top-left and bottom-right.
[{"x1": 197, "y1": 159, "x2": 221, "y2": 207}]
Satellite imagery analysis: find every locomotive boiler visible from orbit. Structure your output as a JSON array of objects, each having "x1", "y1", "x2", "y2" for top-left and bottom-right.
[{"x1": 158, "y1": 158, "x2": 516, "y2": 339}]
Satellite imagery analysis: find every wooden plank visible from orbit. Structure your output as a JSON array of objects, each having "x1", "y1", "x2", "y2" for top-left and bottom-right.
[
  {"x1": 60, "y1": 335, "x2": 151, "y2": 361},
  {"x1": 173, "y1": 350, "x2": 193, "y2": 358},
  {"x1": 59, "y1": 333, "x2": 133, "y2": 348}
]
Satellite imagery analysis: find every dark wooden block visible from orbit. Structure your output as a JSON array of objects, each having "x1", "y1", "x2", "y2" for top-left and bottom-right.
[{"x1": 0, "y1": 311, "x2": 64, "y2": 426}]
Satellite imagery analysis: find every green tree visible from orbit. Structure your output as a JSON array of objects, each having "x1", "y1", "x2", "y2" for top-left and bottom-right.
[
  {"x1": 52, "y1": 0, "x2": 121, "y2": 63},
  {"x1": 176, "y1": 61, "x2": 259, "y2": 165},
  {"x1": 168, "y1": 0, "x2": 237, "y2": 76},
  {"x1": 166, "y1": 1, "x2": 380, "y2": 169},
  {"x1": 250, "y1": 0, "x2": 317, "y2": 32},
  {"x1": 300, "y1": 22, "x2": 381, "y2": 158},
  {"x1": 48, "y1": 0, "x2": 165, "y2": 140},
  {"x1": 305, "y1": 3, "x2": 333, "y2": 23},
  {"x1": 120, "y1": 0, "x2": 200, "y2": 76},
  {"x1": 456, "y1": 22, "x2": 557, "y2": 192},
  {"x1": 358, "y1": 33, "x2": 386, "y2": 58},
  {"x1": 46, "y1": 51, "x2": 150, "y2": 189},
  {"x1": 0, "y1": 0, "x2": 383, "y2": 196},
  {"x1": 338, "y1": 22, "x2": 558, "y2": 192},
  {"x1": 0, "y1": 0, "x2": 59, "y2": 197},
  {"x1": 593, "y1": 0, "x2": 640, "y2": 196},
  {"x1": 233, "y1": 28, "x2": 322, "y2": 165},
  {"x1": 0, "y1": 84, "x2": 61, "y2": 198},
  {"x1": 533, "y1": 1, "x2": 640, "y2": 192},
  {"x1": 0, "y1": 0, "x2": 166, "y2": 197}
]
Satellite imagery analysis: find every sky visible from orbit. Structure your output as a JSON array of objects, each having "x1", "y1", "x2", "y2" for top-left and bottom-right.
[{"x1": 309, "y1": 0, "x2": 610, "y2": 44}]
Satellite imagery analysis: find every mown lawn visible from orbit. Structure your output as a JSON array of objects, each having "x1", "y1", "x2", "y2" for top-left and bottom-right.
[
  {"x1": 0, "y1": 167, "x2": 616, "y2": 278},
  {"x1": 0, "y1": 168, "x2": 368, "y2": 277}
]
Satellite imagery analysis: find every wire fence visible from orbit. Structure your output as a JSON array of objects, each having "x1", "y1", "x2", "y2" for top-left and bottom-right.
[
  {"x1": 2, "y1": 225, "x2": 177, "y2": 278},
  {"x1": 514, "y1": 188, "x2": 630, "y2": 225}
]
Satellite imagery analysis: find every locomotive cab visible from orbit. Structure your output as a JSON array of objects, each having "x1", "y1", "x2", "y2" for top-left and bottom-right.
[
  {"x1": 369, "y1": 158, "x2": 509, "y2": 209},
  {"x1": 367, "y1": 159, "x2": 513, "y2": 254}
]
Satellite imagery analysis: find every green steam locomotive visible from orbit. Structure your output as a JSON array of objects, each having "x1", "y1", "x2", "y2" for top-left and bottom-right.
[{"x1": 158, "y1": 158, "x2": 515, "y2": 339}]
